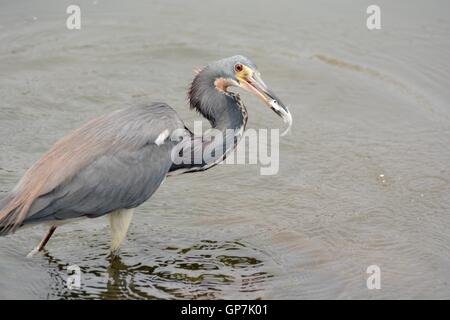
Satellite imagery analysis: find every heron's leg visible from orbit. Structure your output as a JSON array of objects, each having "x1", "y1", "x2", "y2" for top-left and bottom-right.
[
  {"x1": 27, "y1": 226, "x2": 57, "y2": 258},
  {"x1": 109, "y1": 208, "x2": 134, "y2": 254}
]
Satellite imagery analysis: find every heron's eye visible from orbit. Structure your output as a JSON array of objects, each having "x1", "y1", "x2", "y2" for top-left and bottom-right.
[{"x1": 234, "y1": 64, "x2": 243, "y2": 72}]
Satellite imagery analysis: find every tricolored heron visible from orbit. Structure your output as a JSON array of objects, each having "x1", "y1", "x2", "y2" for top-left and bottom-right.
[{"x1": 0, "y1": 55, "x2": 292, "y2": 257}]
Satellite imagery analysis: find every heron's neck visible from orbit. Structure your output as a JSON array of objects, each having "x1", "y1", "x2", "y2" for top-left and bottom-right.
[
  {"x1": 188, "y1": 69, "x2": 248, "y2": 132},
  {"x1": 194, "y1": 90, "x2": 248, "y2": 168},
  {"x1": 211, "y1": 92, "x2": 248, "y2": 132},
  {"x1": 168, "y1": 75, "x2": 248, "y2": 175}
]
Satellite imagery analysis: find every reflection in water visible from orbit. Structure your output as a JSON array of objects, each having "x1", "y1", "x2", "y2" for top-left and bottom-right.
[{"x1": 41, "y1": 240, "x2": 272, "y2": 300}]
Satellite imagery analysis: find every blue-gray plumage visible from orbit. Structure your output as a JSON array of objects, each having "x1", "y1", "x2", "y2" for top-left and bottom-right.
[
  {"x1": 24, "y1": 104, "x2": 181, "y2": 224},
  {"x1": 0, "y1": 55, "x2": 292, "y2": 256}
]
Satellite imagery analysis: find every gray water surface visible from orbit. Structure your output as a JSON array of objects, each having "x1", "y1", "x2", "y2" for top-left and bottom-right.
[{"x1": 0, "y1": 0, "x2": 450, "y2": 299}]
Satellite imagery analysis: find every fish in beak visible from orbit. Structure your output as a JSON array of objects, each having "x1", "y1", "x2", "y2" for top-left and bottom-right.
[{"x1": 235, "y1": 63, "x2": 292, "y2": 136}]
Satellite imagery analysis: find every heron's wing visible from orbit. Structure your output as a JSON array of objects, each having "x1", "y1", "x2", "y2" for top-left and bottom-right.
[
  {"x1": 24, "y1": 142, "x2": 173, "y2": 224},
  {"x1": 0, "y1": 103, "x2": 184, "y2": 233}
]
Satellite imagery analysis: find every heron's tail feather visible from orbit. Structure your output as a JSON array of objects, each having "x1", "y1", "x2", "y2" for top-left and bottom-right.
[
  {"x1": 0, "y1": 213, "x2": 16, "y2": 236},
  {"x1": 0, "y1": 207, "x2": 19, "y2": 236},
  {"x1": 0, "y1": 195, "x2": 9, "y2": 236},
  {"x1": 0, "y1": 195, "x2": 27, "y2": 236}
]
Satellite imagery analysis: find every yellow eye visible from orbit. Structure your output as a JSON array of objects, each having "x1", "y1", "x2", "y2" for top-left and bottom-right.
[{"x1": 234, "y1": 63, "x2": 243, "y2": 72}]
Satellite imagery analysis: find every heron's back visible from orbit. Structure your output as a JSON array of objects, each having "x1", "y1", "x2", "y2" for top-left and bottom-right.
[{"x1": 0, "y1": 103, "x2": 185, "y2": 234}]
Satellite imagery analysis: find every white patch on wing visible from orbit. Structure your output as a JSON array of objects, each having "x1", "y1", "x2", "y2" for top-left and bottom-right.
[{"x1": 155, "y1": 129, "x2": 170, "y2": 146}]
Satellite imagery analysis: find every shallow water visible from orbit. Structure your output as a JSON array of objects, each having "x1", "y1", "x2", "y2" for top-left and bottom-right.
[{"x1": 1, "y1": 0, "x2": 450, "y2": 299}]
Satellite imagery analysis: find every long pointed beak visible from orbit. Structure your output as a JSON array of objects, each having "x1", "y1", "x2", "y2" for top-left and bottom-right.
[{"x1": 239, "y1": 72, "x2": 292, "y2": 136}]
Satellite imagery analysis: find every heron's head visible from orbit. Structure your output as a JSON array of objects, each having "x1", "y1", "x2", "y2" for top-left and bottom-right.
[{"x1": 189, "y1": 55, "x2": 292, "y2": 135}]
